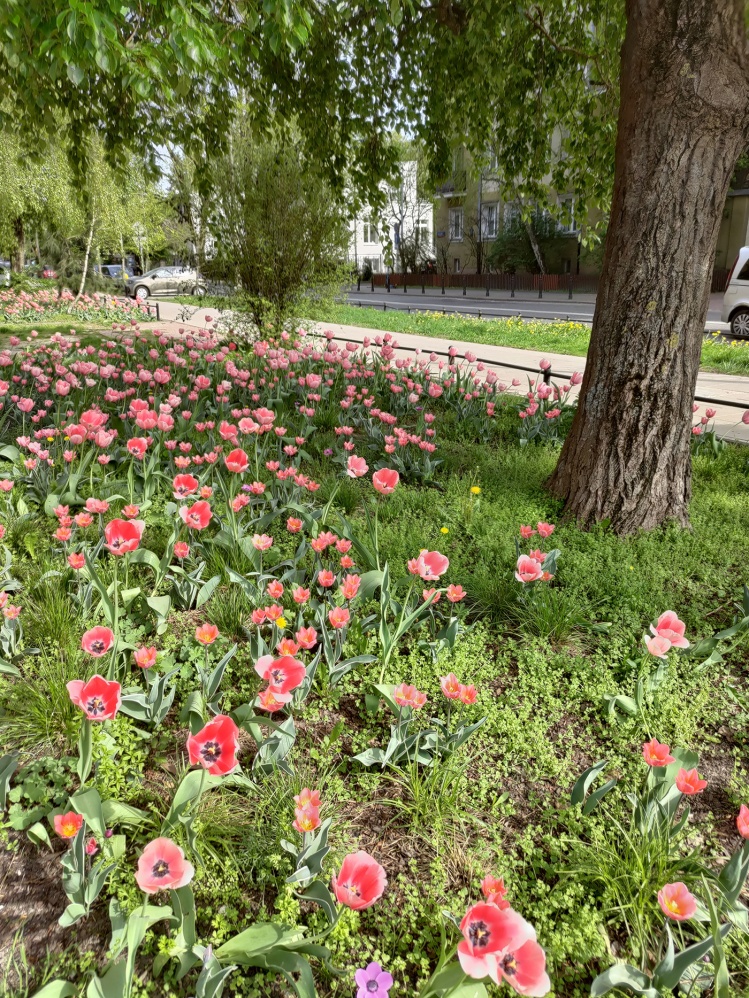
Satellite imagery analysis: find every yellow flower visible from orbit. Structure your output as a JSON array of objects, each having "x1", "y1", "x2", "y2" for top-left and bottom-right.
[
  {"x1": 440, "y1": 526, "x2": 449, "y2": 535},
  {"x1": 276, "y1": 616, "x2": 287, "y2": 629},
  {"x1": 470, "y1": 486, "x2": 481, "y2": 495},
  {"x1": 46, "y1": 436, "x2": 54, "y2": 442}
]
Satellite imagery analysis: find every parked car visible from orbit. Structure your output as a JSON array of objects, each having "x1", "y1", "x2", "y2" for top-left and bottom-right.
[
  {"x1": 94, "y1": 263, "x2": 129, "y2": 281},
  {"x1": 722, "y1": 247, "x2": 749, "y2": 336},
  {"x1": 0, "y1": 262, "x2": 9, "y2": 287},
  {"x1": 124, "y1": 267, "x2": 206, "y2": 302}
]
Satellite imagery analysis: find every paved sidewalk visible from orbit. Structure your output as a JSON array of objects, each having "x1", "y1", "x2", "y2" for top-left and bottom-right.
[{"x1": 149, "y1": 301, "x2": 749, "y2": 444}]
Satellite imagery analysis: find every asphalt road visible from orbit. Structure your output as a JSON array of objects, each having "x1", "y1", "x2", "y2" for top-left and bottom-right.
[{"x1": 344, "y1": 288, "x2": 726, "y2": 326}]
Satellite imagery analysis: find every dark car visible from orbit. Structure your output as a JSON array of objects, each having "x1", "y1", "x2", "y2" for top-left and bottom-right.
[{"x1": 94, "y1": 264, "x2": 128, "y2": 280}]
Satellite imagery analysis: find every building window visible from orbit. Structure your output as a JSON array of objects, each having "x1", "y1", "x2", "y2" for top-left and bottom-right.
[
  {"x1": 415, "y1": 219, "x2": 430, "y2": 245},
  {"x1": 503, "y1": 203, "x2": 521, "y2": 228},
  {"x1": 557, "y1": 197, "x2": 578, "y2": 234},
  {"x1": 449, "y1": 207, "x2": 464, "y2": 241},
  {"x1": 486, "y1": 147, "x2": 498, "y2": 172},
  {"x1": 362, "y1": 218, "x2": 378, "y2": 244},
  {"x1": 481, "y1": 203, "x2": 498, "y2": 239},
  {"x1": 453, "y1": 257, "x2": 461, "y2": 274}
]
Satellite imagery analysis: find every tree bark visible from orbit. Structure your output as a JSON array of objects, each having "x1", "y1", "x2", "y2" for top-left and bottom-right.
[
  {"x1": 548, "y1": 0, "x2": 749, "y2": 534},
  {"x1": 75, "y1": 216, "x2": 96, "y2": 302},
  {"x1": 10, "y1": 217, "x2": 25, "y2": 272}
]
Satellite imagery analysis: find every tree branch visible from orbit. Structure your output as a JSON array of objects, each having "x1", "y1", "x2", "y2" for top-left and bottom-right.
[{"x1": 523, "y1": 5, "x2": 613, "y2": 93}]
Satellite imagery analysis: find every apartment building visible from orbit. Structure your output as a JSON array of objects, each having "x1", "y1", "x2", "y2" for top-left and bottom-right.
[
  {"x1": 433, "y1": 146, "x2": 597, "y2": 277},
  {"x1": 348, "y1": 161, "x2": 434, "y2": 275}
]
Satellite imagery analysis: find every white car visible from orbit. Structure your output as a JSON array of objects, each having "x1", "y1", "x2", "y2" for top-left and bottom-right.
[{"x1": 722, "y1": 247, "x2": 749, "y2": 336}]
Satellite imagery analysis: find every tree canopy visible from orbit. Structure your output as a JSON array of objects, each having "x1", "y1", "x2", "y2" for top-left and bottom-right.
[{"x1": 1, "y1": 1, "x2": 624, "y2": 214}]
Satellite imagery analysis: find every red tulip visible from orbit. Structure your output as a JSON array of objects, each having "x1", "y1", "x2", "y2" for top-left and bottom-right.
[
  {"x1": 54, "y1": 811, "x2": 84, "y2": 839},
  {"x1": 255, "y1": 654, "x2": 305, "y2": 694},
  {"x1": 173, "y1": 473, "x2": 199, "y2": 499},
  {"x1": 187, "y1": 714, "x2": 240, "y2": 775},
  {"x1": 642, "y1": 738, "x2": 675, "y2": 767},
  {"x1": 737, "y1": 804, "x2": 749, "y2": 838},
  {"x1": 225, "y1": 448, "x2": 249, "y2": 473},
  {"x1": 658, "y1": 882, "x2": 697, "y2": 921},
  {"x1": 458, "y1": 903, "x2": 550, "y2": 993},
  {"x1": 104, "y1": 518, "x2": 144, "y2": 555},
  {"x1": 179, "y1": 501, "x2": 213, "y2": 530},
  {"x1": 135, "y1": 837, "x2": 194, "y2": 894},
  {"x1": 81, "y1": 626, "x2": 114, "y2": 657},
  {"x1": 67, "y1": 675, "x2": 121, "y2": 720},
  {"x1": 676, "y1": 768, "x2": 708, "y2": 795},
  {"x1": 372, "y1": 468, "x2": 399, "y2": 495},
  {"x1": 332, "y1": 851, "x2": 386, "y2": 910},
  {"x1": 195, "y1": 623, "x2": 219, "y2": 645}
]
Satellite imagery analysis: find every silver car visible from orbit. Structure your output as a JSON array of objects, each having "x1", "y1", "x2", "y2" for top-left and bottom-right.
[
  {"x1": 125, "y1": 267, "x2": 206, "y2": 302},
  {"x1": 722, "y1": 247, "x2": 749, "y2": 337}
]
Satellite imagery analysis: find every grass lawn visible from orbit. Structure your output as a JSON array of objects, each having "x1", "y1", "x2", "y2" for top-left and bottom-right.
[
  {"x1": 1, "y1": 325, "x2": 748, "y2": 997},
  {"x1": 306, "y1": 302, "x2": 749, "y2": 377}
]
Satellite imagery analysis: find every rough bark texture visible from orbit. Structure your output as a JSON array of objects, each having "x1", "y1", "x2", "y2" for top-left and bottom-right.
[
  {"x1": 10, "y1": 217, "x2": 24, "y2": 272},
  {"x1": 548, "y1": 0, "x2": 749, "y2": 534}
]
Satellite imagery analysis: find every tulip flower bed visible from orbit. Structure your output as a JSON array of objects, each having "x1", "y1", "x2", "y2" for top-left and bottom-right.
[
  {"x1": 0, "y1": 322, "x2": 749, "y2": 998},
  {"x1": 0, "y1": 288, "x2": 149, "y2": 329}
]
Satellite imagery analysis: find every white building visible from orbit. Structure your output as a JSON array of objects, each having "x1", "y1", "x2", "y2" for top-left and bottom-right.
[{"x1": 348, "y1": 161, "x2": 434, "y2": 275}]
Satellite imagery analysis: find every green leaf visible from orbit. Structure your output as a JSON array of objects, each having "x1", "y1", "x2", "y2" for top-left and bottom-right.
[
  {"x1": 27, "y1": 820, "x2": 52, "y2": 848},
  {"x1": 653, "y1": 924, "x2": 731, "y2": 991},
  {"x1": 71, "y1": 786, "x2": 107, "y2": 839},
  {"x1": 214, "y1": 922, "x2": 304, "y2": 962},
  {"x1": 582, "y1": 778, "x2": 618, "y2": 815},
  {"x1": 196, "y1": 574, "x2": 221, "y2": 608},
  {"x1": 129, "y1": 547, "x2": 161, "y2": 574},
  {"x1": 424, "y1": 963, "x2": 488, "y2": 997},
  {"x1": 0, "y1": 752, "x2": 18, "y2": 811},
  {"x1": 590, "y1": 965, "x2": 659, "y2": 997},
  {"x1": 77, "y1": 719, "x2": 93, "y2": 785},
  {"x1": 294, "y1": 881, "x2": 338, "y2": 925},
  {"x1": 242, "y1": 947, "x2": 316, "y2": 998},
  {"x1": 571, "y1": 759, "x2": 608, "y2": 805},
  {"x1": 30, "y1": 981, "x2": 76, "y2": 998},
  {"x1": 718, "y1": 840, "x2": 749, "y2": 904},
  {"x1": 101, "y1": 799, "x2": 150, "y2": 828}
]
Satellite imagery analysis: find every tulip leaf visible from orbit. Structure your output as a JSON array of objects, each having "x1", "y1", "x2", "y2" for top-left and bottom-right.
[
  {"x1": 653, "y1": 923, "x2": 731, "y2": 991},
  {"x1": 582, "y1": 778, "x2": 618, "y2": 815},
  {"x1": 424, "y1": 963, "x2": 489, "y2": 996},
  {"x1": 570, "y1": 759, "x2": 608, "y2": 806},
  {"x1": 71, "y1": 786, "x2": 107, "y2": 839},
  {"x1": 196, "y1": 573, "x2": 221, "y2": 608},
  {"x1": 29, "y1": 983, "x2": 76, "y2": 998},
  {"x1": 294, "y1": 880, "x2": 338, "y2": 925},
  {"x1": 718, "y1": 840, "x2": 749, "y2": 904},
  {"x1": 0, "y1": 752, "x2": 18, "y2": 811},
  {"x1": 240, "y1": 947, "x2": 316, "y2": 998},
  {"x1": 214, "y1": 922, "x2": 305, "y2": 962},
  {"x1": 591, "y1": 965, "x2": 659, "y2": 997}
]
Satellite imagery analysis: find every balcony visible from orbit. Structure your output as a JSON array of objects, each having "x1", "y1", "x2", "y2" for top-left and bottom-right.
[{"x1": 435, "y1": 170, "x2": 467, "y2": 197}]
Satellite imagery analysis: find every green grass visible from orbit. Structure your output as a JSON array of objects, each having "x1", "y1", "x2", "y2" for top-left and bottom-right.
[
  {"x1": 305, "y1": 302, "x2": 749, "y2": 376},
  {"x1": 0, "y1": 320, "x2": 121, "y2": 337},
  {"x1": 3, "y1": 383, "x2": 749, "y2": 994}
]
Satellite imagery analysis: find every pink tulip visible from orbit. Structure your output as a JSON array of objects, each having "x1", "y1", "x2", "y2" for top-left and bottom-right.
[
  {"x1": 650, "y1": 611, "x2": 689, "y2": 649},
  {"x1": 372, "y1": 468, "x2": 399, "y2": 495},
  {"x1": 675, "y1": 768, "x2": 707, "y2": 795},
  {"x1": 642, "y1": 738, "x2": 674, "y2": 767},
  {"x1": 737, "y1": 805, "x2": 749, "y2": 838},
  {"x1": 515, "y1": 555, "x2": 543, "y2": 583},
  {"x1": 332, "y1": 851, "x2": 386, "y2": 910},
  {"x1": 347, "y1": 455, "x2": 369, "y2": 478},
  {"x1": 645, "y1": 635, "x2": 672, "y2": 658},
  {"x1": 658, "y1": 882, "x2": 697, "y2": 921},
  {"x1": 135, "y1": 837, "x2": 195, "y2": 894}
]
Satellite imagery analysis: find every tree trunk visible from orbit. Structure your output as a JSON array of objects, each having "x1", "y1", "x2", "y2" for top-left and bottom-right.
[
  {"x1": 524, "y1": 217, "x2": 545, "y2": 275},
  {"x1": 548, "y1": 0, "x2": 749, "y2": 534},
  {"x1": 75, "y1": 216, "x2": 96, "y2": 302},
  {"x1": 10, "y1": 217, "x2": 25, "y2": 272}
]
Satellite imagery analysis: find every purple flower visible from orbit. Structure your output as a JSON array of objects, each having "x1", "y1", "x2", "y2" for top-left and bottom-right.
[
  {"x1": 323, "y1": 448, "x2": 333, "y2": 456},
  {"x1": 355, "y1": 962, "x2": 393, "y2": 998},
  {"x1": 241, "y1": 484, "x2": 253, "y2": 492}
]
